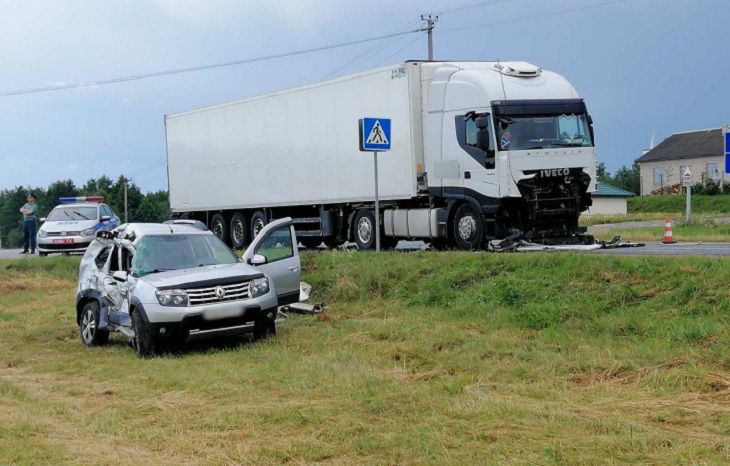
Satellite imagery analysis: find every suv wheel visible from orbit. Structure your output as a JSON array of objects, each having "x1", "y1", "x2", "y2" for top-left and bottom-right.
[
  {"x1": 79, "y1": 301, "x2": 109, "y2": 346},
  {"x1": 253, "y1": 309, "x2": 277, "y2": 340},
  {"x1": 132, "y1": 309, "x2": 156, "y2": 358}
]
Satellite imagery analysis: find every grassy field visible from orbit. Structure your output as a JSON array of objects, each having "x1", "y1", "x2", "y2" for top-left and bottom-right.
[
  {"x1": 589, "y1": 219, "x2": 730, "y2": 243},
  {"x1": 629, "y1": 194, "x2": 730, "y2": 214},
  {"x1": 1, "y1": 253, "x2": 730, "y2": 465},
  {"x1": 581, "y1": 212, "x2": 674, "y2": 227}
]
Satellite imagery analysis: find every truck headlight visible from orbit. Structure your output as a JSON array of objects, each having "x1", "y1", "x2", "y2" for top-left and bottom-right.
[
  {"x1": 38, "y1": 230, "x2": 48, "y2": 238},
  {"x1": 250, "y1": 277, "x2": 269, "y2": 298},
  {"x1": 156, "y1": 289, "x2": 188, "y2": 307},
  {"x1": 81, "y1": 227, "x2": 95, "y2": 237}
]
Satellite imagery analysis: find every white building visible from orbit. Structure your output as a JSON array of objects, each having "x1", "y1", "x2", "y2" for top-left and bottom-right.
[
  {"x1": 585, "y1": 183, "x2": 633, "y2": 215},
  {"x1": 636, "y1": 128, "x2": 725, "y2": 195}
]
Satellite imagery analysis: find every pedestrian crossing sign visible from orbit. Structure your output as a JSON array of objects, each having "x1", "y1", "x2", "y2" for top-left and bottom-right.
[{"x1": 359, "y1": 118, "x2": 391, "y2": 151}]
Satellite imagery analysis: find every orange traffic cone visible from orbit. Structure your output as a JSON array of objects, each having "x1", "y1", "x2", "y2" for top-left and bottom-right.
[{"x1": 662, "y1": 218, "x2": 676, "y2": 244}]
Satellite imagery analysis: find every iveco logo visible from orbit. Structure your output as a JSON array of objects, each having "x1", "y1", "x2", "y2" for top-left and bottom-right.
[
  {"x1": 540, "y1": 168, "x2": 570, "y2": 177},
  {"x1": 215, "y1": 286, "x2": 225, "y2": 299}
]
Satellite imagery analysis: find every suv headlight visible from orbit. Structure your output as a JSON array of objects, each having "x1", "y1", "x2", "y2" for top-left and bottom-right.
[
  {"x1": 156, "y1": 289, "x2": 188, "y2": 307},
  {"x1": 38, "y1": 230, "x2": 48, "y2": 238},
  {"x1": 250, "y1": 277, "x2": 269, "y2": 298},
  {"x1": 81, "y1": 227, "x2": 95, "y2": 237}
]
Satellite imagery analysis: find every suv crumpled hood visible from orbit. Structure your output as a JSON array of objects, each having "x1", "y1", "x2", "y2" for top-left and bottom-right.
[{"x1": 138, "y1": 263, "x2": 264, "y2": 289}]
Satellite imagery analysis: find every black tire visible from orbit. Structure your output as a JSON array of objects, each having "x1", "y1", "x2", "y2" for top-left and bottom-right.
[
  {"x1": 253, "y1": 309, "x2": 277, "y2": 340},
  {"x1": 131, "y1": 309, "x2": 156, "y2": 358},
  {"x1": 229, "y1": 212, "x2": 248, "y2": 250},
  {"x1": 210, "y1": 213, "x2": 229, "y2": 245},
  {"x1": 79, "y1": 301, "x2": 109, "y2": 347},
  {"x1": 452, "y1": 203, "x2": 484, "y2": 250},
  {"x1": 353, "y1": 209, "x2": 377, "y2": 250},
  {"x1": 300, "y1": 237, "x2": 323, "y2": 249},
  {"x1": 250, "y1": 210, "x2": 267, "y2": 242}
]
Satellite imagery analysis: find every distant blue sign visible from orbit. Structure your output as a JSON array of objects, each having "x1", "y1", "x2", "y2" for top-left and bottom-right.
[
  {"x1": 725, "y1": 130, "x2": 730, "y2": 174},
  {"x1": 359, "y1": 118, "x2": 391, "y2": 152}
]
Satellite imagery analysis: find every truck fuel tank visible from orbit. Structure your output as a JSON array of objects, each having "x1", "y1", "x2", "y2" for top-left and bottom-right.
[{"x1": 383, "y1": 208, "x2": 447, "y2": 239}]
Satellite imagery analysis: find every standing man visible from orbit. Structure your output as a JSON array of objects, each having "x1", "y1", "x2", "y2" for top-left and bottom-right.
[{"x1": 19, "y1": 193, "x2": 39, "y2": 254}]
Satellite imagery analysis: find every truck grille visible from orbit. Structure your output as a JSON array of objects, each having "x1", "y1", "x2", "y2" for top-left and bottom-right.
[{"x1": 184, "y1": 281, "x2": 252, "y2": 306}]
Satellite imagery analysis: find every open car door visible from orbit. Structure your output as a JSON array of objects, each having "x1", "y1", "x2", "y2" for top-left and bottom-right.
[{"x1": 242, "y1": 217, "x2": 301, "y2": 305}]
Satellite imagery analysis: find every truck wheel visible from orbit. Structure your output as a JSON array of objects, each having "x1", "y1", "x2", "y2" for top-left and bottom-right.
[
  {"x1": 79, "y1": 301, "x2": 109, "y2": 346},
  {"x1": 353, "y1": 209, "x2": 377, "y2": 250},
  {"x1": 229, "y1": 212, "x2": 248, "y2": 250},
  {"x1": 210, "y1": 213, "x2": 229, "y2": 245},
  {"x1": 131, "y1": 309, "x2": 156, "y2": 358},
  {"x1": 452, "y1": 203, "x2": 484, "y2": 250},
  {"x1": 250, "y1": 210, "x2": 267, "y2": 241}
]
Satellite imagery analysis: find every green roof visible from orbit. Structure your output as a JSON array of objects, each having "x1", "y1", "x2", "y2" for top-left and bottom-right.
[{"x1": 593, "y1": 183, "x2": 635, "y2": 198}]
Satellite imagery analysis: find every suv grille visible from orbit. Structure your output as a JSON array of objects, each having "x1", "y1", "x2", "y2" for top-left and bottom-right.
[{"x1": 185, "y1": 281, "x2": 252, "y2": 306}]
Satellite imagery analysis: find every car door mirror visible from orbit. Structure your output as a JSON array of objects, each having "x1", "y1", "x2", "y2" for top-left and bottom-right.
[
  {"x1": 249, "y1": 254, "x2": 267, "y2": 266},
  {"x1": 101, "y1": 215, "x2": 111, "y2": 221},
  {"x1": 112, "y1": 271, "x2": 128, "y2": 282},
  {"x1": 39, "y1": 217, "x2": 46, "y2": 223}
]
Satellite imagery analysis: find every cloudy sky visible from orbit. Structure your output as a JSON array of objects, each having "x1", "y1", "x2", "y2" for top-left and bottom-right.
[{"x1": 1, "y1": 0, "x2": 728, "y2": 192}]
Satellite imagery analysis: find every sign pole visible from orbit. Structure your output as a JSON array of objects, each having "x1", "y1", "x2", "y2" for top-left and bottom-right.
[
  {"x1": 373, "y1": 150, "x2": 380, "y2": 252},
  {"x1": 686, "y1": 184, "x2": 691, "y2": 222}
]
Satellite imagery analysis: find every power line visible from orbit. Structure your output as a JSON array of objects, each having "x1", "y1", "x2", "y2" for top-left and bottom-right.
[
  {"x1": 323, "y1": 18, "x2": 421, "y2": 79},
  {"x1": 438, "y1": 0, "x2": 522, "y2": 15},
  {"x1": 439, "y1": 0, "x2": 630, "y2": 33},
  {"x1": 0, "y1": 28, "x2": 424, "y2": 98},
  {"x1": 373, "y1": 33, "x2": 426, "y2": 68}
]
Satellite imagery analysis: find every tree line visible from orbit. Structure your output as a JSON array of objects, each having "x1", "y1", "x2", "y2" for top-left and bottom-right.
[
  {"x1": 0, "y1": 176, "x2": 170, "y2": 248},
  {"x1": 596, "y1": 162, "x2": 641, "y2": 195}
]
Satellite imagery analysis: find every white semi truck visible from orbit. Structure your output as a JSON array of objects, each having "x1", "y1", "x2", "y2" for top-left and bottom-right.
[{"x1": 165, "y1": 60, "x2": 597, "y2": 250}]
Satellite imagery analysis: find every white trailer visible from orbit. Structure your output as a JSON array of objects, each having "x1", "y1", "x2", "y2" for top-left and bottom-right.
[{"x1": 166, "y1": 60, "x2": 597, "y2": 250}]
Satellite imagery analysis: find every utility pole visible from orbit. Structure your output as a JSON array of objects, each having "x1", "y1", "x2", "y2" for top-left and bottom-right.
[
  {"x1": 420, "y1": 14, "x2": 438, "y2": 61},
  {"x1": 121, "y1": 176, "x2": 128, "y2": 223}
]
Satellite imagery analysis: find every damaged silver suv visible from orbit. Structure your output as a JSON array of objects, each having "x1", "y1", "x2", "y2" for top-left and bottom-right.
[{"x1": 76, "y1": 218, "x2": 301, "y2": 357}]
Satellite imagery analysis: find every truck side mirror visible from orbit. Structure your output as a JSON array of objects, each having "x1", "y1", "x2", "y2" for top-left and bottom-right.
[{"x1": 475, "y1": 116, "x2": 491, "y2": 152}]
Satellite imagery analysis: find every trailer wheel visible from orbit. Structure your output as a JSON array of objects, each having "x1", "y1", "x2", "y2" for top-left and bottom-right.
[
  {"x1": 229, "y1": 212, "x2": 248, "y2": 250},
  {"x1": 250, "y1": 211, "x2": 267, "y2": 241},
  {"x1": 452, "y1": 203, "x2": 484, "y2": 250},
  {"x1": 353, "y1": 209, "x2": 376, "y2": 250},
  {"x1": 210, "y1": 213, "x2": 229, "y2": 245}
]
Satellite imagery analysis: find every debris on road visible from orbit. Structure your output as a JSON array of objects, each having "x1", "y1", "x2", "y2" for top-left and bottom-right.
[
  {"x1": 488, "y1": 234, "x2": 644, "y2": 253},
  {"x1": 279, "y1": 281, "x2": 326, "y2": 316}
]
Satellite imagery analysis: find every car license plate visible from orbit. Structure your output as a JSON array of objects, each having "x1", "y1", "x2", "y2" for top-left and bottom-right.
[
  {"x1": 53, "y1": 239, "x2": 74, "y2": 244},
  {"x1": 202, "y1": 307, "x2": 244, "y2": 320}
]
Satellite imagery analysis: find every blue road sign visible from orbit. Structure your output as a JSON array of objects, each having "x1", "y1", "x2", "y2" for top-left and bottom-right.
[
  {"x1": 359, "y1": 118, "x2": 391, "y2": 152},
  {"x1": 725, "y1": 130, "x2": 730, "y2": 174}
]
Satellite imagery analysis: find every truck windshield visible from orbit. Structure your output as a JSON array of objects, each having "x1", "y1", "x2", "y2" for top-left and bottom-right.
[
  {"x1": 47, "y1": 206, "x2": 98, "y2": 221},
  {"x1": 132, "y1": 234, "x2": 238, "y2": 277},
  {"x1": 496, "y1": 113, "x2": 593, "y2": 151}
]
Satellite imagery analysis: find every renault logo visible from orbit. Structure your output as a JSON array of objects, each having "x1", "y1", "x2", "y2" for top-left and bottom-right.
[{"x1": 215, "y1": 286, "x2": 225, "y2": 299}]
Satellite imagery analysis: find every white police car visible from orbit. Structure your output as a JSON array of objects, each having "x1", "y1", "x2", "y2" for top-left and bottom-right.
[{"x1": 37, "y1": 197, "x2": 121, "y2": 256}]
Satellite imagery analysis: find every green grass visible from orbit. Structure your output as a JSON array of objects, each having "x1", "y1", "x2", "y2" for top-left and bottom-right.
[
  {"x1": 1, "y1": 253, "x2": 730, "y2": 464},
  {"x1": 629, "y1": 194, "x2": 730, "y2": 214},
  {"x1": 580, "y1": 212, "x2": 674, "y2": 226},
  {"x1": 589, "y1": 218, "x2": 730, "y2": 242}
]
